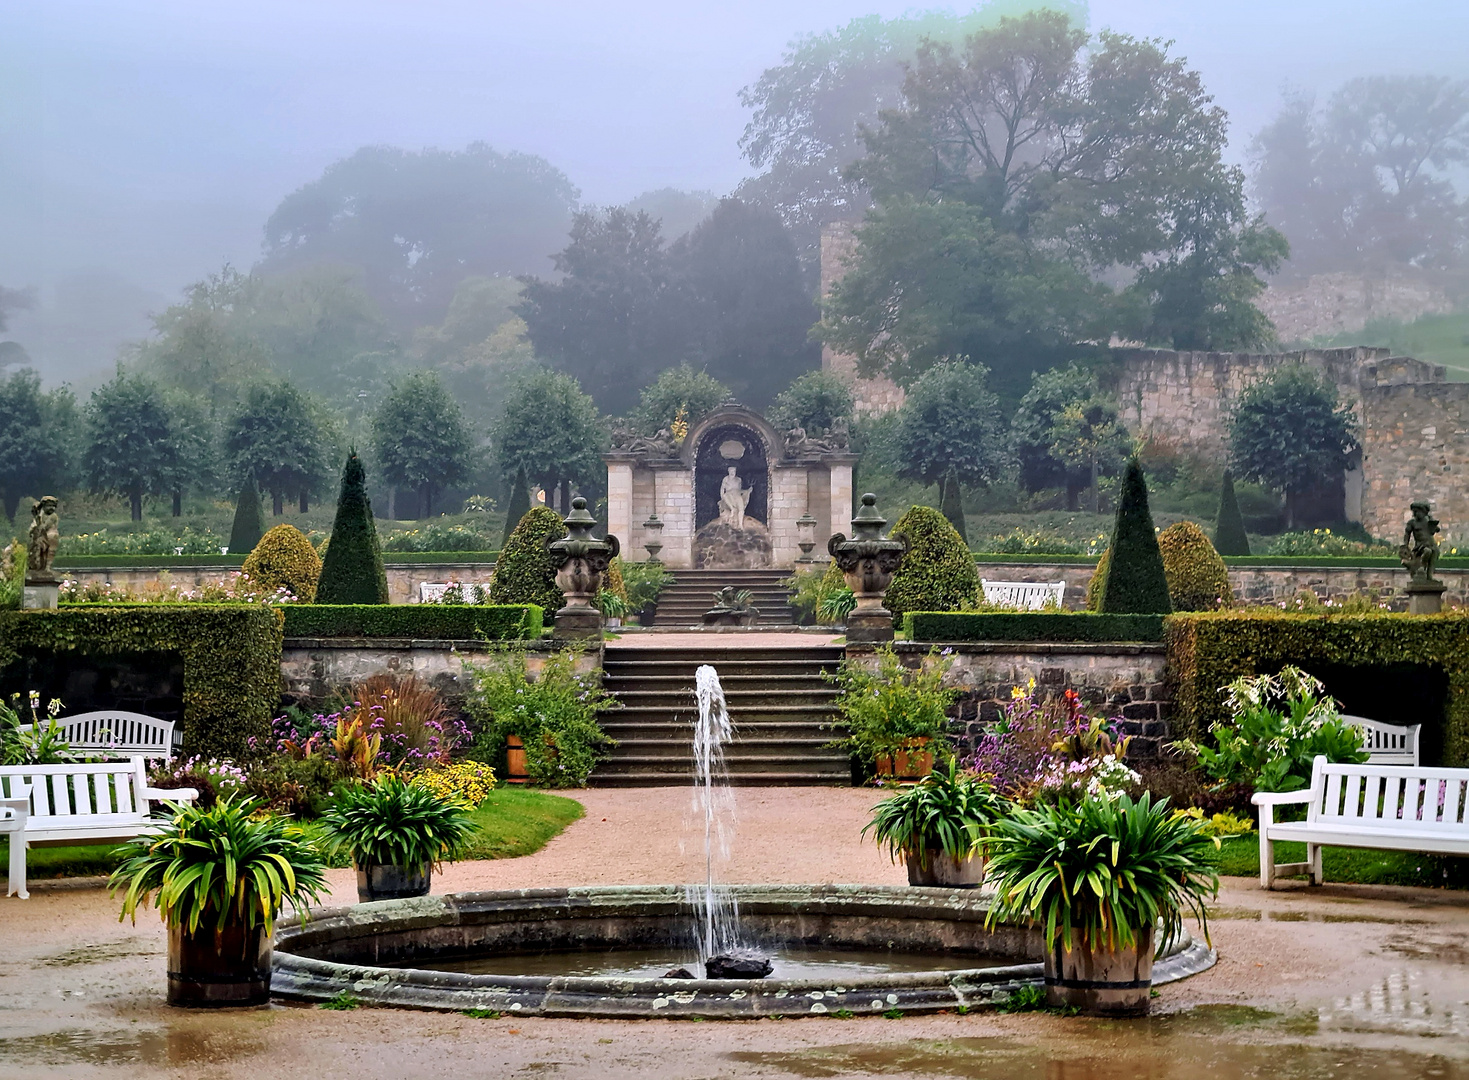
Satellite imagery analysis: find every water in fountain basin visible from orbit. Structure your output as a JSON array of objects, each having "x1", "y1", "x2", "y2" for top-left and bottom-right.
[{"x1": 689, "y1": 664, "x2": 742, "y2": 968}]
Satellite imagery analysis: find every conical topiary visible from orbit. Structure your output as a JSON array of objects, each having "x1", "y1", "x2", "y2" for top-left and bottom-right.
[
  {"x1": 1157, "y1": 521, "x2": 1231, "y2": 611},
  {"x1": 227, "y1": 477, "x2": 266, "y2": 555},
  {"x1": 488, "y1": 506, "x2": 566, "y2": 618},
  {"x1": 1096, "y1": 457, "x2": 1172, "y2": 614},
  {"x1": 1214, "y1": 470, "x2": 1251, "y2": 556},
  {"x1": 501, "y1": 466, "x2": 531, "y2": 549},
  {"x1": 940, "y1": 469, "x2": 968, "y2": 546},
  {"x1": 243, "y1": 524, "x2": 323, "y2": 602},
  {"x1": 316, "y1": 451, "x2": 389, "y2": 605},
  {"x1": 882, "y1": 504, "x2": 980, "y2": 620}
]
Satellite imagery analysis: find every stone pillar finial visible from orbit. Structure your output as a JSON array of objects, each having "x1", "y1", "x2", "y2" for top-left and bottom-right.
[
  {"x1": 827, "y1": 493, "x2": 908, "y2": 642},
  {"x1": 546, "y1": 497, "x2": 620, "y2": 639}
]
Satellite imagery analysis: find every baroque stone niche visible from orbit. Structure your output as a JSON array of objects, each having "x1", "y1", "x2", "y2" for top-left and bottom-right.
[{"x1": 605, "y1": 401, "x2": 857, "y2": 570}]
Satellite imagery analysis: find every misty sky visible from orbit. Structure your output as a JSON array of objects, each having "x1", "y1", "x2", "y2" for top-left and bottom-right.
[{"x1": 4, "y1": 0, "x2": 1467, "y2": 383}]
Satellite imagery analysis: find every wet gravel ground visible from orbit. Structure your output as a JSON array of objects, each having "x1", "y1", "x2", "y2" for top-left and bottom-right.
[{"x1": 3, "y1": 786, "x2": 1468, "y2": 1079}]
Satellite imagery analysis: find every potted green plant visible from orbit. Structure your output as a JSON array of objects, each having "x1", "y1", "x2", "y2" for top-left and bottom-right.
[
  {"x1": 110, "y1": 797, "x2": 327, "y2": 1007},
  {"x1": 321, "y1": 774, "x2": 476, "y2": 902},
  {"x1": 829, "y1": 646, "x2": 956, "y2": 778},
  {"x1": 985, "y1": 792, "x2": 1218, "y2": 1016},
  {"x1": 863, "y1": 760, "x2": 1004, "y2": 887}
]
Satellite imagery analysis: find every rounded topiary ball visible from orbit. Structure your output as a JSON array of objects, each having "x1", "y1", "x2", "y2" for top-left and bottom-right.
[
  {"x1": 1158, "y1": 521, "x2": 1231, "y2": 611},
  {"x1": 243, "y1": 524, "x2": 323, "y2": 602},
  {"x1": 882, "y1": 504, "x2": 979, "y2": 620},
  {"x1": 487, "y1": 506, "x2": 567, "y2": 617}
]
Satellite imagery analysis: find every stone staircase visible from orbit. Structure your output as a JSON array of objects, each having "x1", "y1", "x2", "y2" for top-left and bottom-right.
[
  {"x1": 649, "y1": 568, "x2": 796, "y2": 627},
  {"x1": 592, "y1": 645, "x2": 849, "y2": 786}
]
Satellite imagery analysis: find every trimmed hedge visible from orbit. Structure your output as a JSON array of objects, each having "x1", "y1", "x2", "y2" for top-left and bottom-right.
[
  {"x1": 904, "y1": 611, "x2": 1165, "y2": 643},
  {"x1": 317, "y1": 451, "x2": 389, "y2": 604},
  {"x1": 489, "y1": 506, "x2": 566, "y2": 615},
  {"x1": 1157, "y1": 522, "x2": 1230, "y2": 611},
  {"x1": 0, "y1": 606, "x2": 282, "y2": 758},
  {"x1": 53, "y1": 551, "x2": 499, "y2": 569},
  {"x1": 884, "y1": 505, "x2": 980, "y2": 620},
  {"x1": 280, "y1": 604, "x2": 543, "y2": 640},
  {"x1": 1164, "y1": 611, "x2": 1469, "y2": 763},
  {"x1": 1097, "y1": 458, "x2": 1171, "y2": 614},
  {"x1": 243, "y1": 524, "x2": 322, "y2": 602}
]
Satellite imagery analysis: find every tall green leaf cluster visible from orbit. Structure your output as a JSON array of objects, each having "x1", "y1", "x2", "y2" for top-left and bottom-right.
[
  {"x1": 863, "y1": 760, "x2": 1003, "y2": 867},
  {"x1": 829, "y1": 645, "x2": 957, "y2": 765},
  {"x1": 985, "y1": 793, "x2": 1219, "y2": 952},
  {"x1": 321, "y1": 774, "x2": 475, "y2": 869},
  {"x1": 110, "y1": 797, "x2": 327, "y2": 933}
]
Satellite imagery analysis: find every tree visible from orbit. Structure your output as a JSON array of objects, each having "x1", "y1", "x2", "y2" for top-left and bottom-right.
[
  {"x1": 83, "y1": 369, "x2": 175, "y2": 521},
  {"x1": 1157, "y1": 521, "x2": 1230, "y2": 612},
  {"x1": 823, "y1": 12, "x2": 1285, "y2": 384},
  {"x1": 494, "y1": 369, "x2": 604, "y2": 493},
  {"x1": 1048, "y1": 398, "x2": 1130, "y2": 514},
  {"x1": 262, "y1": 144, "x2": 579, "y2": 328},
  {"x1": 370, "y1": 371, "x2": 475, "y2": 518},
  {"x1": 769, "y1": 371, "x2": 853, "y2": 434},
  {"x1": 631, "y1": 364, "x2": 728, "y2": 438},
  {"x1": 735, "y1": 6, "x2": 1082, "y2": 275},
  {"x1": 671, "y1": 198, "x2": 821, "y2": 405},
  {"x1": 622, "y1": 188, "x2": 718, "y2": 241},
  {"x1": 892, "y1": 361, "x2": 1009, "y2": 490},
  {"x1": 1011, "y1": 365, "x2": 1096, "y2": 502},
  {"x1": 1214, "y1": 470, "x2": 1251, "y2": 556},
  {"x1": 518, "y1": 209, "x2": 695, "y2": 415},
  {"x1": 159, "y1": 390, "x2": 217, "y2": 517},
  {"x1": 1229, "y1": 366, "x2": 1358, "y2": 530},
  {"x1": 1096, "y1": 458, "x2": 1172, "y2": 614},
  {"x1": 1250, "y1": 78, "x2": 1469, "y2": 277},
  {"x1": 224, "y1": 381, "x2": 333, "y2": 517},
  {"x1": 500, "y1": 466, "x2": 531, "y2": 549},
  {"x1": 939, "y1": 469, "x2": 968, "y2": 545},
  {"x1": 316, "y1": 450, "x2": 389, "y2": 604},
  {"x1": 228, "y1": 476, "x2": 267, "y2": 555},
  {"x1": 882, "y1": 504, "x2": 979, "y2": 619},
  {"x1": 0, "y1": 370, "x2": 77, "y2": 522}
]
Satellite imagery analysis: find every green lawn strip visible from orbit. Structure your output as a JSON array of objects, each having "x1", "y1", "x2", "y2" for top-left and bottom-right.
[
  {"x1": 1, "y1": 787, "x2": 586, "y2": 884},
  {"x1": 1207, "y1": 835, "x2": 1469, "y2": 890}
]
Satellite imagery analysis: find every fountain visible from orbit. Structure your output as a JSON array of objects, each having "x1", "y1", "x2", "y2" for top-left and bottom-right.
[{"x1": 270, "y1": 669, "x2": 1217, "y2": 1016}]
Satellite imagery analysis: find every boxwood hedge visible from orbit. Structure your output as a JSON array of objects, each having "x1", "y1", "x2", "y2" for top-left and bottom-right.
[
  {"x1": 0, "y1": 605, "x2": 282, "y2": 758},
  {"x1": 904, "y1": 611, "x2": 1165, "y2": 643},
  {"x1": 280, "y1": 604, "x2": 543, "y2": 640}
]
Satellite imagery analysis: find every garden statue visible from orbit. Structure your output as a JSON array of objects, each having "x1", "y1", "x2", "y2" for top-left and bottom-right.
[
  {"x1": 828, "y1": 493, "x2": 909, "y2": 642},
  {"x1": 1399, "y1": 500, "x2": 1447, "y2": 614},
  {"x1": 703, "y1": 586, "x2": 759, "y2": 628},
  {"x1": 718, "y1": 467, "x2": 751, "y2": 530},
  {"x1": 22, "y1": 495, "x2": 61, "y2": 610},
  {"x1": 546, "y1": 497, "x2": 620, "y2": 639},
  {"x1": 614, "y1": 426, "x2": 678, "y2": 456}
]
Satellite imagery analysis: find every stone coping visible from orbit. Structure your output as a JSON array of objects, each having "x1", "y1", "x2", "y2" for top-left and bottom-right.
[
  {"x1": 270, "y1": 884, "x2": 1212, "y2": 1017},
  {"x1": 283, "y1": 637, "x2": 583, "y2": 651},
  {"x1": 885, "y1": 641, "x2": 1167, "y2": 656}
]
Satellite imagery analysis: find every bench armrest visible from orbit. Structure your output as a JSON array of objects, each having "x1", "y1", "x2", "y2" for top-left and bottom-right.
[
  {"x1": 1251, "y1": 790, "x2": 1313, "y2": 806},
  {"x1": 144, "y1": 785, "x2": 199, "y2": 804}
]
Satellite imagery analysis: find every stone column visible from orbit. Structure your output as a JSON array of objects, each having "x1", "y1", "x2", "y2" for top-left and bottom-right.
[
  {"x1": 828, "y1": 462, "x2": 852, "y2": 534},
  {"x1": 606, "y1": 461, "x2": 633, "y2": 557}
]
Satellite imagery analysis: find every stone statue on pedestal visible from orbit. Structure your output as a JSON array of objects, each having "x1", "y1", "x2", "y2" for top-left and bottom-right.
[
  {"x1": 26, "y1": 496, "x2": 59, "y2": 578},
  {"x1": 719, "y1": 467, "x2": 751, "y2": 530},
  {"x1": 1400, "y1": 501, "x2": 1442, "y2": 585}
]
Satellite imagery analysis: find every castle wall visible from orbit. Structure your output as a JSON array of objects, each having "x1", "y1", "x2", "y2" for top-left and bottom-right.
[
  {"x1": 819, "y1": 222, "x2": 905, "y2": 416},
  {"x1": 1360, "y1": 384, "x2": 1469, "y2": 546}
]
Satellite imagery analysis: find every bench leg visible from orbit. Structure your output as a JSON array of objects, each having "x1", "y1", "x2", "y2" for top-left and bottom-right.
[
  {"x1": 7, "y1": 835, "x2": 27, "y2": 900},
  {"x1": 1308, "y1": 843, "x2": 1323, "y2": 886},
  {"x1": 1259, "y1": 829, "x2": 1275, "y2": 890}
]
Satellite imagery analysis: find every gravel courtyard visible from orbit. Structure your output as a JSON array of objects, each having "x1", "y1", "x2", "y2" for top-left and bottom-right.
[{"x1": 3, "y1": 786, "x2": 1468, "y2": 1079}]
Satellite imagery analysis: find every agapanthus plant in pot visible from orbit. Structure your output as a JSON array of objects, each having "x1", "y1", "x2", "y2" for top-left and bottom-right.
[
  {"x1": 985, "y1": 792, "x2": 1218, "y2": 1016},
  {"x1": 110, "y1": 797, "x2": 327, "y2": 1007},
  {"x1": 829, "y1": 645, "x2": 956, "y2": 779},
  {"x1": 863, "y1": 760, "x2": 1005, "y2": 887},
  {"x1": 321, "y1": 774, "x2": 475, "y2": 902}
]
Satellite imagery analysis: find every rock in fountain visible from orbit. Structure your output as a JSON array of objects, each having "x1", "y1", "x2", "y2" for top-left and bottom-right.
[{"x1": 704, "y1": 951, "x2": 774, "y2": 979}]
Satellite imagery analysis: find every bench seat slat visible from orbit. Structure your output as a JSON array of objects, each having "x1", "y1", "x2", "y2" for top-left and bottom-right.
[{"x1": 1264, "y1": 823, "x2": 1469, "y2": 856}]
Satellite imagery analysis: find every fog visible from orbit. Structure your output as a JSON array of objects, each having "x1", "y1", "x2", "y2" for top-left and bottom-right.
[{"x1": 3, "y1": 0, "x2": 1466, "y2": 387}]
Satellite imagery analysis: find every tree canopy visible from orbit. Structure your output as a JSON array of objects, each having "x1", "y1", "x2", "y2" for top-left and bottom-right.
[
  {"x1": 892, "y1": 360, "x2": 1009, "y2": 489},
  {"x1": 769, "y1": 370, "x2": 854, "y2": 434},
  {"x1": 224, "y1": 381, "x2": 333, "y2": 516},
  {"x1": 632, "y1": 364, "x2": 729, "y2": 437},
  {"x1": 83, "y1": 369, "x2": 176, "y2": 521},
  {"x1": 370, "y1": 371, "x2": 476, "y2": 518},
  {"x1": 494, "y1": 369, "x2": 604, "y2": 492},
  {"x1": 0, "y1": 370, "x2": 77, "y2": 522}
]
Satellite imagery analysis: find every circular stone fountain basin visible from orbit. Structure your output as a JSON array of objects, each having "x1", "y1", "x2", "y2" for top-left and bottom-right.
[{"x1": 272, "y1": 885, "x2": 1216, "y2": 1018}]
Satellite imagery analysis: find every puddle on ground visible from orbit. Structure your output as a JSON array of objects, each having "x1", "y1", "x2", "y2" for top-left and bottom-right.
[
  {"x1": 1320, "y1": 969, "x2": 1469, "y2": 1039},
  {"x1": 1207, "y1": 906, "x2": 1425, "y2": 924},
  {"x1": 0, "y1": 1027, "x2": 264, "y2": 1068},
  {"x1": 40, "y1": 939, "x2": 163, "y2": 967}
]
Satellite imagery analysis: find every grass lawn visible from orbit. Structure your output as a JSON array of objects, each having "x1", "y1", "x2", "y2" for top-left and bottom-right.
[
  {"x1": 1207, "y1": 834, "x2": 1469, "y2": 890},
  {"x1": 0, "y1": 787, "x2": 586, "y2": 885}
]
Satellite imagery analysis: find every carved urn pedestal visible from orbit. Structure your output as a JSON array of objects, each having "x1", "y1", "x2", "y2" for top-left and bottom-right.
[
  {"x1": 1407, "y1": 579, "x2": 1447, "y2": 615},
  {"x1": 22, "y1": 571, "x2": 59, "y2": 611},
  {"x1": 547, "y1": 498, "x2": 620, "y2": 640},
  {"x1": 827, "y1": 493, "x2": 909, "y2": 643}
]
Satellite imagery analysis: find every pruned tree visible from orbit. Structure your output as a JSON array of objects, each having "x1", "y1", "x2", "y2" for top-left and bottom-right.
[
  {"x1": 224, "y1": 381, "x2": 333, "y2": 516},
  {"x1": 769, "y1": 370, "x2": 854, "y2": 434},
  {"x1": 631, "y1": 364, "x2": 728, "y2": 438},
  {"x1": 494, "y1": 369, "x2": 604, "y2": 494},
  {"x1": 370, "y1": 371, "x2": 476, "y2": 518},
  {"x1": 83, "y1": 369, "x2": 175, "y2": 521},
  {"x1": 0, "y1": 369, "x2": 77, "y2": 522}
]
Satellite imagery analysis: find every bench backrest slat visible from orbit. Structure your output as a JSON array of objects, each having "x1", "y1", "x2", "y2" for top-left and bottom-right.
[
  {"x1": 18, "y1": 711, "x2": 177, "y2": 760},
  {"x1": 1309, "y1": 757, "x2": 1469, "y2": 832},
  {"x1": 1343, "y1": 715, "x2": 1420, "y2": 766},
  {"x1": 979, "y1": 580, "x2": 1066, "y2": 611},
  {"x1": 0, "y1": 760, "x2": 152, "y2": 823}
]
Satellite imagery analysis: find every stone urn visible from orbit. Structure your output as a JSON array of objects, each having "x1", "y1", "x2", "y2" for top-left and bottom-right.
[
  {"x1": 827, "y1": 493, "x2": 909, "y2": 642},
  {"x1": 546, "y1": 497, "x2": 620, "y2": 639}
]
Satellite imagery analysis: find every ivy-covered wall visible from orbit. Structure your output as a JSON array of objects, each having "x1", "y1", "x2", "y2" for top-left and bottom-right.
[{"x1": 0, "y1": 606, "x2": 282, "y2": 758}]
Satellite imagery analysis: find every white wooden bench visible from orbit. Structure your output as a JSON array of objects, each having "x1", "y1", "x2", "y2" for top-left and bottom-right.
[
  {"x1": 981, "y1": 579, "x2": 1065, "y2": 610},
  {"x1": 1252, "y1": 755, "x2": 1469, "y2": 888},
  {"x1": 1343, "y1": 715, "x2": 1421, "y2": 766},
  {"x1": 0, "y1": 758, "x2": 198, "y2": 899},
  {"x1": 419, "y1": 582, "x2": 451, "y2": 603},
  {"x1": 0, "y1": 797, "x2": 26, "y2": 899},
  {"x1": 18, "y1": 710, "x2": 179, "y2": 761}
]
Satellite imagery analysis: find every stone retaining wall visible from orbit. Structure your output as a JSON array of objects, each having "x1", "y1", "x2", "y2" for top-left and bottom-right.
[{"x1": 60, "y1": 562, "x2": 497, "y2": 605}]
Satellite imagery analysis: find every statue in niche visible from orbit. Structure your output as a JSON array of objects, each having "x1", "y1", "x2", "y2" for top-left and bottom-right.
[
  {"x1": 719, "y1": 467, "x2": 752, "y2": 530},
  {"x1": 27, "y1": 496, "x2": 59, "y2": 578},
  {"x1": 784, "y1": 419, "x2": 851, "y2": 457},
  {"x1": 1400, "y1": 500, "x2": 1442, "y2": 584}
]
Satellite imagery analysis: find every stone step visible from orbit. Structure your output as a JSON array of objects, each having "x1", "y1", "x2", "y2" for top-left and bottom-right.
[
  {"x1": 599, "y1": 719, "x2": 836, "y2": 738},
  {"x1": 600, "y1": 737, "x2": 839, "y2": 758},
  {"x1": 604, "y1": 689, "x2": 837, "y2": 708},
  {"x1": 589, "y1": 772, "x2": 850, "y2": 788},
  {"x1": 593, "y1": 753, "x2": 850, "y2": 776}
]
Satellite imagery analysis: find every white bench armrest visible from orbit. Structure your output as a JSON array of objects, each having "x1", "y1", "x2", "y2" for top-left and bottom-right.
[
  {"x1": 1251, "y1": 790, "x2": 1313, "y2": 806},
  {"x1": 143, "y1": 785, "x2": 199, "y2": 804}
]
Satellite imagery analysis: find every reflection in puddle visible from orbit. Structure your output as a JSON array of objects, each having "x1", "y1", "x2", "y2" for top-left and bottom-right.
[
  {"x1": 1207, "y1": 906, "x2": 1424, "y2": 925},
  {"x1": 0, "y1": 1027, "x2": 262, "y2": 1068},
  {"x1": 1321, "y1": 969, "x2": 1469, "y2": 1038}
]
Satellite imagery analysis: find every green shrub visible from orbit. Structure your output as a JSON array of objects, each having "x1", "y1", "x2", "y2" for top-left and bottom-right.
[
  {"x1": 67, "y1": 526, "x2": 229, "y2": 557},
  {"x1": 488, "y1": 506, "x2": 565, "y2": 616},
  {"x1": 1157, "y1": 522, "x2": 1230, "y2": 612},
  {"x1": 228, "y1": 477, "x2": 266, "y2": 555},
  {"x1": 620, "y1": 559, "x2": 674, "y2": 612},
  {"x1": 0, "y1": 540, "x2": 22, "y2": 611},
  {"x1": 977, "y1": 530, "x2": 1082, "y2": 556},
  {"x1": 464, "y1": 646, "x2": 615, "y2": 787},
  {"x1": 1096, "y1": 458, "x2": 1171, "y2": 614},
  {"x1": 1175, "y1": 666, "x2": 1369, "y2": 792},
  {"x1": 1213, "y1": 471, "x2": 1250, "y2": 556},
  {"x1": 316, "y1": 451, "x2": 390, "y2": 605},
  {"x1": 1163, "y1": 610, "x2": 1469, "y2": 762},
  {"x1": 904, "y1": 611, "x2": 1164, "y2": 643},
  {"x1": 280, "y1": 604, "x2": 542, "y2": 639},
  {"x1": 1085, "y1": 547, "x2": 1110, "y2": 611},
  {"x1": 500, "y1": 466, "x2": 531, "y2": 549},
  {"x1": 243, "y1": 524, "x2": 323, "y2": 603},
  {"x1": 382, "y1": 523, "x2": 498, "y2": 552},
  {"x1": 883, "y1": 505, "x2": 979, "y2": 620},
  {"x1": 1264, "y1": 529, "x2": 1396, "y2": 557},
  {"x1": 0, "y1": 606, "x2": 282, "y2": 757},
  {"x1": 829, "y1": 645, "x2": 958, "y2": 766},
  {"x1": 864, "y1": 760, "x2": 1003, "y2": 867},
  {"x1": 321, "y1": 774, "x2": 476, "y2": 869}
]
